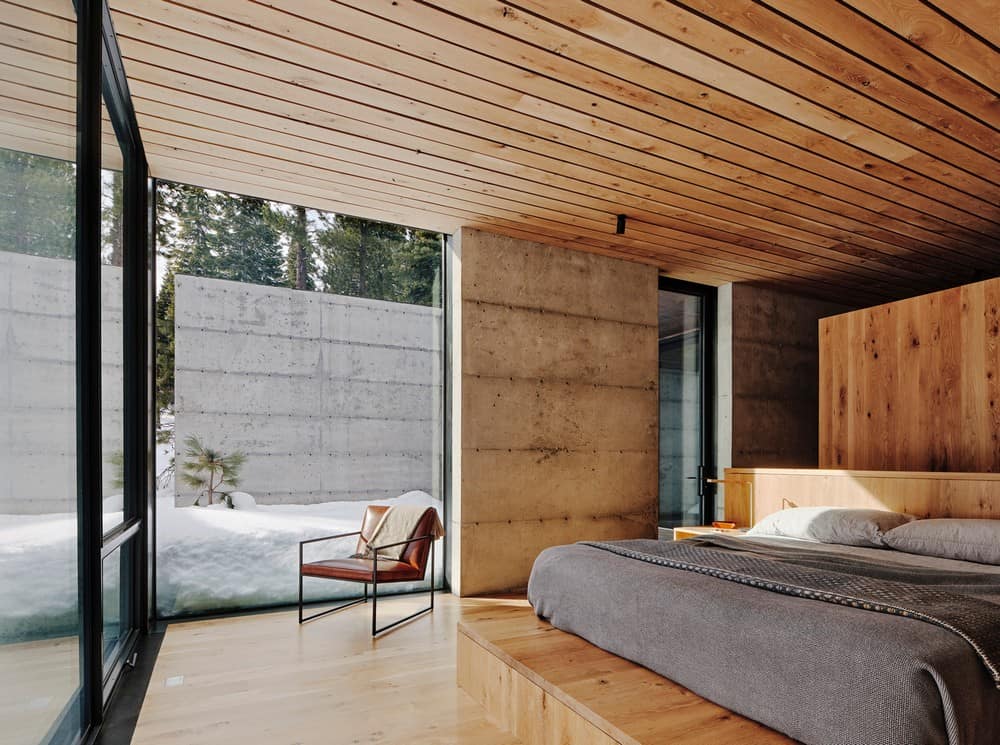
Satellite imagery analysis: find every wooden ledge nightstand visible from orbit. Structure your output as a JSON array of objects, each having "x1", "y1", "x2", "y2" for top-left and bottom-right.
[{"x1": 673, "y1": 526, "x2": 749, "y2": 541}]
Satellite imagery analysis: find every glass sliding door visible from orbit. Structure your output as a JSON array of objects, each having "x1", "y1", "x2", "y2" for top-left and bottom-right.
[
  {"x1": 658, "y1": 279, "x2": 715, "y2": 528},
  {"x1": 0, "y1": 1, "x2": 83, "y2": 742}
]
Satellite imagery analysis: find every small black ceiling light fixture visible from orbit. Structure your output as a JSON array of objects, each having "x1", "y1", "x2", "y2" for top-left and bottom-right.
[{"x1": 616, "y1": 213, "x2": 627, "y2": 234}]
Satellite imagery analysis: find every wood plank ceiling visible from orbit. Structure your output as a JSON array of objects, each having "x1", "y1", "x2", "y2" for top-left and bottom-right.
[{"x1": 3, "y1": 1, "x2": 999, "y2": 303}]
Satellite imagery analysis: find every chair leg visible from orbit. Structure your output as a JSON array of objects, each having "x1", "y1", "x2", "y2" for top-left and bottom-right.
[
  {"x1": 371, "y1": 540, "x2": 436, "y2": 637},
  {"x1": 371, "y1": 557, "x2": 378, "y2": 637},
  {"x1": 299, "y1": 574, "x2": 370, "y2": 624}
]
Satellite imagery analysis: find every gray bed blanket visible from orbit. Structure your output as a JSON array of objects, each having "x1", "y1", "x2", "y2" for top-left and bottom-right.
[
  {"x1": 584, "y1": 535, "x2": 1000, "y2": 688},
  {"x1": 528, "y1": 537, "x2": 1000, "y2": 745}
]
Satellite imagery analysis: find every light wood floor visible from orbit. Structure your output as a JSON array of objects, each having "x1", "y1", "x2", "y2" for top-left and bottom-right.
[
  {"x1": 1, "y1": 635, "x2": 79, "y2": 745},
  {"x1": 132, "y1": 594, "x2": 523, "y2": 745}
]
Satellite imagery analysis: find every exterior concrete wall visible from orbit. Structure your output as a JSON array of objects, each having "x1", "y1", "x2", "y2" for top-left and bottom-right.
[
  {"x1": 0, "y1": 251, "x2": 124, "y2": 514},
  {"x1": 455, "y1": 228, "x2": 659, "y2": 596},
  {"x1": 173, "y1": 275, "x2": 442, "y2": 505}
]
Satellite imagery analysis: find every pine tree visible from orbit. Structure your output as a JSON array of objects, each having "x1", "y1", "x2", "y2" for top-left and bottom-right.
[
  {"x1": 215, "y1": 193, "x2": 284, "y2": 286},
  {"x1": 159, "y1": 182, "x2": 222, "y2": 277},
  {"x1": 154, "y1": 181, "x2": 222, "y2": 420},
  {"x1": 0, "y1": 148, "x2": 75, "y2": 259},
  {"x1": 393, "y1": 230, "x2": 442, "y2": 306},
  {"x1": 179, "y1": 435, "x2": 246, "y2": 507},
  {"x1": 282, "y1": 205, "x2": 316, "y2": 290},
  {"x1": 101, "y1": 169, "x2": 124, "y2": 267},
  {"x1": 316, "y1": 214, "x2": 405, "y2": 301},
  {"x1": 154, "y1": 267, "x2": 176, "y2": 417}
]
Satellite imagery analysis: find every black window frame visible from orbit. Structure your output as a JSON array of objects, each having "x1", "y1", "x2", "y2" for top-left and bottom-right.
[{"x1": 72, "y1": 0, "x2": 153, "y2": 741}]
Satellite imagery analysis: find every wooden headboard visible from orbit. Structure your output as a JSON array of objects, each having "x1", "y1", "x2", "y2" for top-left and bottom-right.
[{"x1": 722, "y1": 468, "x2": 1000, "y2": 527}]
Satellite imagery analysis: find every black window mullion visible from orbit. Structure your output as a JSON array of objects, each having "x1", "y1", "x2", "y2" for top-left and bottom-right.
[
  {"x1": 75, "y1": 0, "x2": 105, "y2": 733},
  {"x1": 122, "y1": 141, "x2": 149, "y2": 636}
]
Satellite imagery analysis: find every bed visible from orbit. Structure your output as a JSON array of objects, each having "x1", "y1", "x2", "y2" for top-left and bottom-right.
[{"x1": 528, "y1": 514, "x2": 1000, "y2": 745}]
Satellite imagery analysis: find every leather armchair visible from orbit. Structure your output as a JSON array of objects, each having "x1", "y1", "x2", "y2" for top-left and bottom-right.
[{"x1": 298, "y1": 505, "x2": 440, "y2": 636}]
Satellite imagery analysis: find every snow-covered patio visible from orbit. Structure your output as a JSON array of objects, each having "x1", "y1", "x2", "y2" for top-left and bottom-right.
[{"x1": 0, "y1": 490, "x2": 441, "y2": 643}]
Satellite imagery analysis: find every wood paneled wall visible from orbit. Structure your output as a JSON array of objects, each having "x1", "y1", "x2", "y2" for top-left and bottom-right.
[
  {"x1": 454, "y1": 228, "x2": 658, "y2": 596},
  {"x1": 819, "y1": 277, "x2": 1000, "y2": 471}
]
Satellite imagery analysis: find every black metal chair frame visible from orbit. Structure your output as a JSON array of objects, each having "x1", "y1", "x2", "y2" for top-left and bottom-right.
[{"x1": 298, "y1": 530, "x2": 436, "y2": 636}]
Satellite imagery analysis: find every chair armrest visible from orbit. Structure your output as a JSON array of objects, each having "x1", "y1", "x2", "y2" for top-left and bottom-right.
[
  {"x1": 299, "y1": 530, "x2": 361, "y2": 548},
  {"x1": 369, "y1": 534, "x2": 434, "y2": 553}
]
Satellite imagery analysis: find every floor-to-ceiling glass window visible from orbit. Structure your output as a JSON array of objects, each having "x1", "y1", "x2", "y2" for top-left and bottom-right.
[
  {"x1": 153, "y1": 182, "x2": 445, "y2": 618},
  {"x1": 1, "y1": 2, "x2": 151, "y2": 742},
  {"x1": 99, "y1": 93, "x2": 138, "y2": 695},
  {"x1": 658, "y1": 279, "x2": 715, "y2": 528},
  {"x1": 0, "y1": 2, "x2": 83, "y2": 742}
]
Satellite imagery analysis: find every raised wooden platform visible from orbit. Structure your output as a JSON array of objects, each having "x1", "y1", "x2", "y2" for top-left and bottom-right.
[{"x1": 458, "y1": 602, "x2": 795, "y2": 745}]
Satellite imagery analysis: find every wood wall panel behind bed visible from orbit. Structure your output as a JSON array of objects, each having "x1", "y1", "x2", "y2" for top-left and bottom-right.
[
  {"x1": 723, "y1": 468, "x2": 1000, "y2": 527},
  {"x1": 819, "y1": 275, "x2": 1000, "y2": 472}
]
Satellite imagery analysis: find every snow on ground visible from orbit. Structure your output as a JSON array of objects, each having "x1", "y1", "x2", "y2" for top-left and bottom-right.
[{"x1": 0, "y1": 490, "x2": 442, "y2": 643}]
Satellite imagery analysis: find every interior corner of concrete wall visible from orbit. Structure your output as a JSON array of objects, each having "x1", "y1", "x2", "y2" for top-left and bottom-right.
[{"x1": 724, "y1": 282, "x2": 849, "y2": 470}]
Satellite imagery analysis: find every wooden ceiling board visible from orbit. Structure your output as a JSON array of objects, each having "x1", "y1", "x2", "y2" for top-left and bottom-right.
[
  {"x1": 121, "y1": 75, "x2": 933, "y2": 298},
  {"x1": 426, "y1": 0, "x2": 999, "y2": 239},
  {"x1": 89, "y1": 0, "x2": 1000, "y2": 301},
  {"x1": 331, "y1": 0, "x2": 997, "y2": 273},
  {"x1": 109, "y1": 29, "x2": 944, "y2": 294},
  {"x1": 926, "y1": 0, "x2": 1000, "y2": 50},
  {"x1": 0, "y1": 13, "x2": 121, "y2": 166},
  {"x1": 162, "y1": 2, "x2": 992, "y2": 274},
  {"x1": 381, "y1": 0, "x2": 998, "y2": 242}
]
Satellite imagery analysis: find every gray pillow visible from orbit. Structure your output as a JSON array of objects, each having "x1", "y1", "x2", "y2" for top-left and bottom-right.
[
  {"x1": 882, "y1": 519, "x2": 1000, "y2": 565},
  {"x1": 747, "y1": 506, "x2": 915, "y2": 547}
]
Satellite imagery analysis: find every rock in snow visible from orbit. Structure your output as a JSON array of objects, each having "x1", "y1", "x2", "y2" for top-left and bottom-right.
[{"x1": 227, "y1": 491, "x2": 258, "y2": 510}]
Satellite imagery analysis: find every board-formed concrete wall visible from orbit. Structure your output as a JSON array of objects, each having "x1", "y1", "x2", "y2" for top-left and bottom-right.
[
  {"x1": 173, "y1": 275, "x2": 442, "y2": 505},
  {"x1": 453, "y1": 228, "x2": 659, "y2": 596},
  {"x1": 0, "y1": 251, "x2": 124, "y2": 514},
  {"x1": 715, "y1": 283, "x2": 853, "y2": 522}
]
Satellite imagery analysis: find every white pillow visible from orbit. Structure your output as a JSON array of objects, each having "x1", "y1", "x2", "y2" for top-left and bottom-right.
[
  {"x1": 882, "y1": 519, "x2": 1000, "y2": 565},
  {"x1": 747, "y1": 506, "x2": 916, "y2": 547}
]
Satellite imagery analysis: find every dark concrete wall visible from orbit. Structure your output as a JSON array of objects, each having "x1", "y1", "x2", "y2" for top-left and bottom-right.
[{"x1": 718, "y1": 284, "x2": 853, "y2": 473}]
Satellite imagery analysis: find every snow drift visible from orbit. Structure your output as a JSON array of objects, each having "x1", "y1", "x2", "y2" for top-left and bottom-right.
[{"x1": 0, "y1": 490, "x2": 442, "y2": 643}]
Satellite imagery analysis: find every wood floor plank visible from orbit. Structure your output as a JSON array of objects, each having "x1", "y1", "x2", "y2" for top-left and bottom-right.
[
  {"x1": 0, "y1": 635, "x2": 79, "y2": 745},
  {"x1": 131, "y1": 595, "x2": 523, "y2": 745}
]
